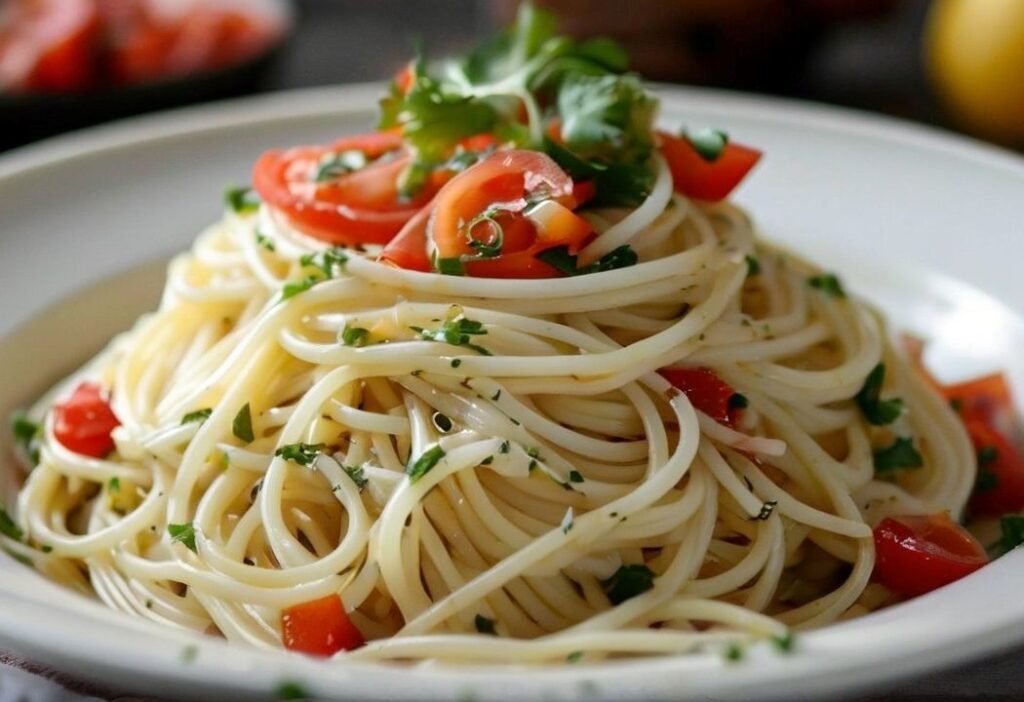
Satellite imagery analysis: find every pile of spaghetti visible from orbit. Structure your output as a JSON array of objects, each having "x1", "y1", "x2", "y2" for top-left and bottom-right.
[{"x1": 8, "y1": 4, "x2": 1005, "y2": 665}]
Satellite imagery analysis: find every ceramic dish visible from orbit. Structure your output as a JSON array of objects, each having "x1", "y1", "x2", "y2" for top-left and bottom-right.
[{"x1": 1, "y1": 85, "x2": 1023, "y2": 701}]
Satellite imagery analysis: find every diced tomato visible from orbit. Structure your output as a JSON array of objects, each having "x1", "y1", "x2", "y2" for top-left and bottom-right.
[
  {"x1": 53, "y1": 382, "x2": 120, "y2": 458},
  {"x1": 282, "y1": 595, "x2": 364, "y2": 657},
  {"x1": 658, "y1": 132, "x2": 762, "y2": 202},
  {"x1": 252, "y1": 131, "x2": 431, "y2": 245},
  {"x1": 660, "y1": 367, "x2": 742, "y2": 426},
  {"x1": 873, "y1": 514, "x2": 989, "y2": 598},
  {"x1": 963, "y1": 417, "x2": 1024, "y2": 516}
]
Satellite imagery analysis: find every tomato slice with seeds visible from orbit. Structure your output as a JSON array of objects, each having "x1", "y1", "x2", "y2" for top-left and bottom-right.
[
  {"x1": 282, "y1": 594, "x2": 364, "y2": 657},
  {"x1": 873, "y1": 514, "x2": 988, "y2": 598},
  {"x1": 53, "y1": 382, "x2": 120, "y2": 458}
]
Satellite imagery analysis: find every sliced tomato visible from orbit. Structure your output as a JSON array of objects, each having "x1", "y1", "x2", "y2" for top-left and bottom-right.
[
  {"x1": 873, "y1": 514, "x2": 988, "y2": 598},
  {"x1": 53, "y1": 382, "x2": 120, "y2": 458},
  {"x1": 430, "y1": 150, "x2": 577, "y2": 259},
  {"x1": 252, "y1": 131, "x2": 428, "y2": 245},
  {"x1": 963, "y1": 417, "x2": 1024, "y2": 516},
  {"x1": 282, "y1": 594, "x2": 364, "y2": 657},
  {"x1": 660, "y1": 367, "x2": 743, "y2": 426},
  {"x1": 659, "y1": 132, "x2": 762, "y2": 202},
  {"x1": 379, "y1": 206, "x2": 433, "y2": 272}
]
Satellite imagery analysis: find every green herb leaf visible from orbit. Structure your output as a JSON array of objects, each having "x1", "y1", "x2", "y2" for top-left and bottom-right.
[
  {"x1": 808, "y1": 273, "x2": 846, "y2": 299},
  {"x1": 180, "y1": 645, "x2": 198, "y2": 664},
  {"x1": 683, "y1": 127, "x2": 729, "y2": 162},
  {"x1": 407, "y1": 444, "x2": 446, "y2": 483},
  {"x1": 558, "y1": 73, "x2": 655, "y2": 166},
  {"x1": 275, "y1": 443, "x2": 326, "y2": 467},
  {"x1": 433, "y1": 255, "x2": 466, "y2": 276},
  {"x1": 975, "y1": 469, "x2": 999, "y2": 493},
  {"x1": 602, "y1": 564, "x2": 655, "y2": 605},
  {"x1": 413, "y1": 314, "x2": 492, "y2": 355},
  {"x1": 752, "y1": 501, "x2": 777, "y2": 521},
  {"x1": 108, "y1": 477, "x2": 121, "y2": 494},
  {"x1": 343, "y1": 465, "x2": 368, "y2": 491},
  {"x1": 281, "y1": 276, "x2": 321, "y2": 300},
  {"x1": 0, "y1": 507, "x2": 24, "y2": 542},
  {"x1": 274, "y1": 681, "x2": 311, "y2": 701},
  {"x1": 537, "y1": 244, "x2": 638, "y2": 277},
  {"x1": 724, "y1": 643, "x2": 744, "y2": 662},
  {"x1": 181, "y1": 408, "x2": 213, "y2": 425},
  {"x1": 873, "y1": 437, "x2": 924, "y2": 474},
  {"x1": 728, "y1": 393, "x2": 749, "y2": 411},
  {"x1": 10, "y1": 411, "x2": 41, "y2": 464},
  {"x1": 168, "y1": 522, "x2": 197, "y2": 553},
  {"x1": 745, "y1": 255, "x2": 761, "y2": 277},
  {"x1": 224, "y1": 186, "x2": 261, "y2": 215},
  {"x1": 997, "y1": 515, "x2": 1024, "y2": 555},
  {"x1": 856, "y1": 364, "x2": 904, "y2": 426},
  {"x1": 341, "y1": 325, "x2": 371, "y2": 348},
  {"x1": 772, "y1": 631, "x2": 796, "y2": 653},
  {"x1": 568, "y1": 470, "x2": 584, "y2": 483},
  {"x1": 567, "y1": 651, "x2": 584, "y2": 663},
  {"x1": 474, "y1": 613, "x2": 497, "y2": 635},
  {"x1": 978, "y1": 445, "x2": 999, "y2": 466},
  {"x1": 232, "y1": 403, "x2": 255, "y2": 444}
]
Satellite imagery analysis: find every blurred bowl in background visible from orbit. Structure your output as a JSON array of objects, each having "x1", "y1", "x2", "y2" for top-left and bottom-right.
[{"x1": 0, "y1": 0, "x2": 294, "y2": 151}]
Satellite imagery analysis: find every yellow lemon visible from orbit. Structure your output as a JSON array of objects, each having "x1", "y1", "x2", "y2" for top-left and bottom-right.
[{"x1": 925, "y1": 0, "x2": 1024, "y2": 144}]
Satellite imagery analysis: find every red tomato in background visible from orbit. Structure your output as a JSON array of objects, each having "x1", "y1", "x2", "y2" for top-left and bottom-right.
[
  {"x1": 873, "y1": 514, "x2": 989, "y2": 598},
  {"x1": 53, "y1": 382, "x2": 120, "y2": 458},
  {"x1": 0, "y1": 0, "x2": 100, "y2": 93}
]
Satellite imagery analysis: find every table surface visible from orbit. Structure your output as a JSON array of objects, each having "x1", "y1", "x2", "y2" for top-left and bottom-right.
[{"x1": 3, "y1": 0, "x2": 1024, "y2": 699}]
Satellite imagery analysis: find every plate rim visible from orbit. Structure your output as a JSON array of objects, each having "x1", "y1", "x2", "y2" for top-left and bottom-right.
[{"x1": 2, "y1": 83, "x2": 1024, "y2": 701}]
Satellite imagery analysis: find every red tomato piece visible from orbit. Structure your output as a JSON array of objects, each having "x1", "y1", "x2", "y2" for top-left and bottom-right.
[
  {"x1": 379, "y1": 206, "x2": 433, "y2": 272},
  {"x1": 252, "y1": 131, "x2": 428, "y2": 245},
  {"x1": 53, "y1": 382, "x2": 120, "y2": 458},
  {"x1": 660, "y1": 367, "x2": 742, "y2": 426},
  {"x1": 282, "y1": 595, "x2": 364, "y2": 657},
  {"x1": 659, "y1": 132, "x2": 762, "y2": 202},
  {"x1": 873, "y1": 514, "x2": 989, "y2": 598},
  {"x1": 963, "y1": 418, "x2": 1024, "y2": 516},
  {"x1": 0, "y1": 0, "x2": 101, "y2": 93}
]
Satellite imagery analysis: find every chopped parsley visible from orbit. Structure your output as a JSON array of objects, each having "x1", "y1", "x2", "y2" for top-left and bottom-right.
[
  {"x1": 975, "y1": 469, "x2": 999, "y2": 493},
  {"x1": 411, "y1": 314, "x2": 491, "y2": 355},
  {"x1": 474, "y1": 614, "x2": 497, "y2": 635},
  {"x1": 108, "y1": 477, "x2": 121, "y2": 494},
  {"x1": 683, "y1": 127, "x2": 729, "y2": 162},
  {"x1": 281, "y1": 248, "x2": 349, "y2": 301},
  {"x1": 167, "y1": 522, "x2": 197, "y2": 553},
  {"x1": 407, "y1": 445, "x2": 446, "y2": 483},
  {"x1": 567, "y1": 651, "x2": 584, "y2": 663},
  {"x1": 537, "y1": 244, "x2": 638, "y2": 277},
  {"x1": 752, "y1": 501, "x2": 777, "y2": 521},
  {"x1": 433, "y1": 255, "x2": 466, "y2": 276},
  {"x1": 808, "y1": 273, "x2": 846, "y2": 298},
  {"x1": 996, "y1": 515, "x2": 1024, "y2": 555},
  {"x1": 343, "y1": 465, "x2": 368, "y2": 491},
  {"x1": 232, "y1": 403, "x2": 255, "y2": 444},
  {"x1": 855, "y1": 364, "x2": 904, "y2": 426},
  {"x1": 561, "y1": 507, "x2": 575, "y2": 534},
  {"x1": 602, "y1": 564, "x2": 655, "y2": 605},
  {"x1": 745, "y1": 254, "x2": 761, "y2": 277},
  {"x1": 978, "y1": 445, "x2": 999, "y2": 466},
  {"x1": 10, "y1": 412, "x2": 40, "y2": 464},
  {"x1": 340, "y1": 325, "x2": 371, "y2": 348},
  {"x1": 181, "y1": 408, "x2": 213, "y2": 425},
  {"x1": 0, "y1": 507, "x2": 24, "y2": 542},
  {"x1": 873, "y1": 437, "x2": 924, "y2": 474},
  {"x1": 315, "y1": 150, "x2": 368, "y2": 182},
  {"x1": 274, "y1": 681, "x2": 311, "y2": 701},
  {"x1": 723, "y1": 643, "x2": 744, "y2": 663},
  {"x1": 275, "y1": 443, "x2": 325, "y2": 467},
  {"x1": 568, "y1": 470, "x2": 584, "y2": 483},
  {"x1": 772, "y1": 632, "x2": 796, "y2": 653},
  {"x1": 499, "y1": 440, "x2": 510, "y2": 454},
  {"x1": 255, "y1": 231, "x2": 276, "y2": 252},
  {"x1": 224, "y1": 186, "x2": 261, "y2": 214}
]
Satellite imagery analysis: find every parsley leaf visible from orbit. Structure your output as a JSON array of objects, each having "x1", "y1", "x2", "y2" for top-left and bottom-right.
[
  {"x1": 537, "y1": 244, "x2": 637, "y2": 276},
  {"x1": 557, "y1": 73, "x2": 655, "y2": 166},
  {"x1": 474, "y1": 613, "x2": 497, "y2": 635},
  {"x1": 274, "y1": 681, "x2": 311, "y2": 701},
  {"x1": 407, "y1": 444, "x2": 446, "y2": 483},
  {"x1": 232, "y1": 403, "x2": 254, "y2": 444},
  {"x1": 873, "y1": 437, "x2": 924, "y2": 474},
  {"x1": 343, "y1": 465, "x2": 368, "y2": 491},
  {"x1": 683, "y1": 127, "x2": 729, "y2": 162},
  {"x1": 602, "y1": 564, "x2": 655, "y2": 604},
  {"x1": 224, "y1": 186, "x2": 261, "y2": 214},
  {"x1": 10, "y1": 412, "x2": 40, "y2": 464},
  {"x1": 281, "y1": 248, "x2": 349, "y2": 301},
  {"x1": 0, "y1": 507, "x2": 24, "y2": 542},
  {"x1": 255, "y1": 232, "x2": 276, "y2": 252},
  {"x1": 340, "y1": 325, "x2": 371, "y2": 348},
  {"x1": 168, "y1": 522, "x2": 197, "y2": 553},
  {"x1": 856, "y1": 364, "x2": 905, "y2": 426},
  {"x1": 745, "y1": 255, "x2": 761, "y2": 277},
  {"x1": 181, "y1": 408, "x2": 213, "y2": 425},
  {"x1": 108, "y1": 477, "x2": 121, "y2": 494},
  {"x1": 997, "y1": 515, "x2": 1024, "y2": 555},
  {"x1": 275, "y1": 443, "x2": 325, "y2": 467},
  {"x1": 411, "y1": 314, "x2": 492, "y2": 355},
  {"x1": 808, "y1": 273, "x2": 846, "y2": 299},
  {"x1": 315, "y1": 150, "x2": 368, "y2": 182},
  {"x1": 568, "y1": 470, "x2": 584, "y2": 483}
]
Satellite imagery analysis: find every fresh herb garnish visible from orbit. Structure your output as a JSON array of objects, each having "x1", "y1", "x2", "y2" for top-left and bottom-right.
[
  {"x1": 108, "y1": 477, "x2": 121, "y2": 494},
  {"x1": 0, "y1": 508, "x2": 24, "y2": 542},
  {"x1": 281, "y1": 276, "x2": 320, "y2": 300},
  {"x1": 728, "y1": 393, "x2": 749, "y2": 411},
  {"x1": 745, "y1": 254, "x2": 761, "y2": 277},
  {"x1": 407, "y1": 445, "x2": 446, "y2": 483},
  {"x1": 275, "y1": 443, "x2": 326, "y2": 467},
  {"x1": 411, "y1": 314, "x2": 491, "y2": 355},
  {"x1": 433, "y1": 255, "x2": 466, "y2": 276},
  {"x1": 180, "y1": 645, "x2": 199, "y2": 663},
  {"x1": 181, "y1": 408, "x2": 213, "y2": 425},
  {"x1": 10, "y1": 412, "x2": 40, "y2": 464},
  {"x1": 474, "y1": 614, "x2": 497, "y2": 635},
  {"x1": 683, "y1": 127, "x2": 729, "y2": 162},
  {"x1": 341, "y1": 325, "x2": 371, "y2": 348},
  {"x1": 808, "y1": 273, "x2": 846, "y2": 299},
  {"x1": 232, "y1": 403, "x2": 255, "y2": 443},
  {"x1": 168, "y1": 522, "x2": 197, "y2": 553},
  {"x1": 723, "y1": 643, "x2": 744, "y2": 663},
  {"x1": 996, "y1": 515, "x2": 1024, "y2": 555},
  {"x1": 343, "y1": 465, "x2": 368, "y2": 491},
  {"x1": 602, "y1": 564, "x2": 655, "y2": 604},
  {"x1": 567, "y1": 651, "x2": 584, "y2": 663},
  {"x1": 873, "y1": 437, "x2": 924, "y2": 474},
  {"x1": 281, "y1": 248, "x2": 349, "y2": 300},
  {"x1": 772, "y1": 632, "x2": 796, "y2": 653},
  {"x1": 568, "y1": 470, "x2": 584, "y2": 483},
  {"x1": 537, "y1": 244, "x2": 638, "y2": 276},
  {"x1": 255, "y1": 231, "x2": 276, "y2": 252},
  {"x1": 224, "y1": 186, "x2": 261, "y2": 214},
  {"x1": 560, "y1": 507, "x2": 575, "y2": 534},
  {"x1": 856, "y1": 364, "x2": 904, "y2": 426},
  {"x1": 499, "y1": 440, "x2": 510, "y2": 454}
]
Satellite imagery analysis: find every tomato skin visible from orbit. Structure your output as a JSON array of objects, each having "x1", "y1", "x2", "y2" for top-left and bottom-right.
[
  {"x1": 282, "y1": 595, "x2": 364, "y2": 657},
  {"x1": 379, "y1": 206, "x2": 433, "y2": 272},
  {"x1": 873, "y1": 514, "x2": 989, "y2": 598},
  {"x1": 660, "y1": 367, "x2": 741, "y2": 426},
  {"x1": 659, "y1": 132, "x2": 762, "y2": 202},
  {"x1": 964, "y1": 418, "x2": 1024, "y2": 516},
  {"x1": 53, "y1": 382, "x2": 120, "y2": 458},
  {"x1": 0, "y1": 0, "x2": 101, "y2": 93},
  {"x1": 252, "y1": 132, "x2": 426, "y2": 246}
]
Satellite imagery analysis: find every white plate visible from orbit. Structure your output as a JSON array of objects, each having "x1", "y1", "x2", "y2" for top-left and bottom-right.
[{"x1": 1, "y1": 85, "x2": 1024, "y2": 701}]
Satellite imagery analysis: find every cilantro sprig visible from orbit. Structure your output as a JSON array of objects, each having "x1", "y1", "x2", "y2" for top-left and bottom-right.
[{"x1": 411, "y1": 314, "x2": 492, "y2": 355}]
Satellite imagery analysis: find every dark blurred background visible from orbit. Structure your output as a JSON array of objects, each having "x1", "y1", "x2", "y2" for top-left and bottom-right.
[{"x1": 2, "y1": 0, "x2": 1023, "y2": 152}]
